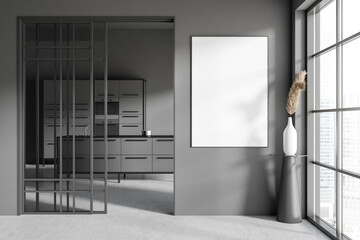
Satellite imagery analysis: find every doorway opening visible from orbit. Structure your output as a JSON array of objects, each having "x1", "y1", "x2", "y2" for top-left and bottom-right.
[{"x1": 18, "y1": 17, "x2": 175, "y2": 214}]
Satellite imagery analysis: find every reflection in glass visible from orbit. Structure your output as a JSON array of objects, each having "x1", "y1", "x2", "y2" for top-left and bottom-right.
[
  {"x1": 343, "y1": 175, "x2": 360, "y2": 240},
  {"x1": 317, "y1": 166, "x2": 337, "y2": 228},
  {"x1": 23, "y1": 21, "x2": 107, "y2": 213},
  {"x1": 343, "y1": 111, "x2": 360, "y2": 174},
  {"x1": 316, "y1": 112, "x2": 336, "y2": 166},
  {"x1": 343, "y1": 0, "x2": 360, "y2": 40},
  {"x1": 316, "y1": 50, "x2": 336, "y2": 109},
  {"x1": 315, "y1": 0, "x2": 336, "y2": 52},
  {"x1": 343, "y1": 38, "x2": 360, "y2": 108}
]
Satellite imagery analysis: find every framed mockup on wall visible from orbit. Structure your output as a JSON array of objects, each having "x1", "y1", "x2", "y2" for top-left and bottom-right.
[{"x1": 191, "y1": 36, "x2": 268, "y2": 147}]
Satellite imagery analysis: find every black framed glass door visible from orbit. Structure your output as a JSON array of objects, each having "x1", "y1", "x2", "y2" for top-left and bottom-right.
[{"x1": 20, "y1": 19, "x2": 108, "y2": 213}]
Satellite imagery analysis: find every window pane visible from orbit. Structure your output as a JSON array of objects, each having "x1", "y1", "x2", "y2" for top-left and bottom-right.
[
  {"x1": 343, "y1": 175, "x2": 360, "y2": 240},
  {"x1": 316, "y1": 112, "x2": 336, "y2": 166},
  {"x1": 315, "y1": 0, "x2": 336, "y2": 52},
  {"x1": 343, "y1": 38, "x2": 360, "y2": 108},
  {"x1": 343, "y1": 0, "x2": 360, "y2": 39},
  {"x1": 315, "y1": 50, "x2": 336, "y2": 109},
  {"x1": 343, "y1": 111, "x2": 360, "y2": 174},
  {"x1": 317, "y1": 166, "x2": 337, "y2": 228}
]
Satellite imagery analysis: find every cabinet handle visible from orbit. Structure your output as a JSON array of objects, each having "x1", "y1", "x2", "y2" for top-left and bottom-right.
[
  {"x1": 156, "y1": 157, "x2": 174, "y2": 160},
  {"x1": 121, "y1": 115, "x2": 139, "y2": 118},
  {"x1": 156, "y1": 139, "x2": 174, "y2": 142},
  {"x1": 46, "y1": 143, "x2": 55, "y2": 145},
  {"x1": 75, "y1": 157, "x2": 85, "y2": 160},
  {"x1": 74, "y1": 109, "x2": 89, "y2": 111},
  {"x1": 94, "y1": 157, "x2": 116, "y2": 160},
  {"x1": 125, "y1": 157, "x2": 147, "y2": 159},
  {"x1": 122, "y1": 94, "x2": 139, "y2": 97},
  {"x1": 96, "y1": 123, "x2": 118, "y2": 125},
  {"x1": 46, "y1": 116, "x2": 65, "y2": 118},
  {"x1": 46, "y1": 124, "x2": 64, "y2": 127},
  {"x1": 124, "y1": 139, "x2": 147, "y2": 142},
  {"x1": 122, "y1": 125, "x2": 139, "y2": 128},
  {"x1": 97, "y1": 94, "x2": 115, "y2": 97},
  {"x1": 94, "y1": 139, "x2": 116, "y2": 142},
  {"x1": 122, "y1": 111, "x2": 139, "y2": 113},
  {"x1": 73, "y1": 116, "x2": 88, "y2": 119},
  {"x1": 47, "y1": 104, "x2": 64, "y2": 106}
]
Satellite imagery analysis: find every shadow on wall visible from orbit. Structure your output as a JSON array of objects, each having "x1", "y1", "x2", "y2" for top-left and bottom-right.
[
  {"x1": 243, "y1": 152, "x2": 278, "y2": 215},
  {"x1": 234, "y1": 77, "x2": 282, "y2": 215}
]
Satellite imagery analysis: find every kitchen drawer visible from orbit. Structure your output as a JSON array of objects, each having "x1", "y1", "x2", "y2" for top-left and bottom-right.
[
  {"x1": 93, "y1": 138, "x2": 121, "y2": 155},
  {"x1": 62, "y1": 154, "x2": 121, "y2": 173},
  {"x1": 121, "y1": 138, "x2": 152, "y2": 154},
  {"x1": 95, "y1": 80, "x2": 118, "y2": 100},
  {"x1": 119, "y1": 80, "x2": 143, "y2": 98},
  {"x1": 153, "y1": 155, "x2": 174, "y2": 172},
  {"x1": 44, "y1": 104, "x2": 65, "y2": 111},
  {"x1": 119, "y1": 124, "x2": 143, "y2": 136},
  {"x1": 153, "y1": 138, "x2": 174, "y2": 155},
  {"x1": 121, "y1": 155, "x2": 151, "y2": 172},
  {"x1": 94, "y1": 155, "x2": 121, "y2": 172},
  {"x1": 73, "y1": 138, "x2": 90, "y2": 155},
  {"x1": 119, "y1": 114, "x2": 143, "y2": 124},
  {"x1": 44, "y1": 113, "x2": 67, "y2": 123},
  {"x1": 119, "y1": 98, "x2": 143, "y2": 114},
  {"x1": 62, "y1": 138, "x2": 90, "y2": 156},
  {"x1": 62, "y1": 155, "x2": 90, "y2": 173},
  {"x1": 44, "y1": 141, "x2": 56, "y2": 159}
]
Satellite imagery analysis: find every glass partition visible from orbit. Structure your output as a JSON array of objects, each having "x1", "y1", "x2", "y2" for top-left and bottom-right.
[{"x1": 22, "y1": 21, "x2": 108, "y2": 213}]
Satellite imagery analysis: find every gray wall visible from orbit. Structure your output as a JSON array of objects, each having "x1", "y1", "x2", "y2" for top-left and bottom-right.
[
  {"x1": 108, "y1": 29, "x2": 174, "y2": 135},
  {"x1": 0, "y1": 0, "x2": 291, "y2": 215}
]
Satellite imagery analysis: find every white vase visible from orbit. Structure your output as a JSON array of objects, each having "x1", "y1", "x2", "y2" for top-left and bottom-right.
[{"x1": 283, "y1": 117, "x2": 297, "y2": 156}]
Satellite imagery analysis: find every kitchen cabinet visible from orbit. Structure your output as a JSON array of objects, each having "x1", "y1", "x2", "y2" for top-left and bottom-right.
[{"x1": 59, "y1": 136, "x2": 174, "y2": 174}]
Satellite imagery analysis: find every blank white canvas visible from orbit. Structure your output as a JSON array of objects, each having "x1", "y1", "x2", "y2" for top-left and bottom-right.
[{"x1": 191, "y1": 36, "x2": 268, "y2": 147}]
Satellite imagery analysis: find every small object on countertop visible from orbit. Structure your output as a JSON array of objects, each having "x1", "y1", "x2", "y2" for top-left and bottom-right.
[{"x1": 142, "y1": 130, "x2": 151, "y2": 137}]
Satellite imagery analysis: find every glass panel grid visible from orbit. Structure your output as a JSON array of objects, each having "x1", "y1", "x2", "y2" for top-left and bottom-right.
[
  {"x1": 22, "y1": 20, "x2": 107, "y2": 214},
  {"x1": 316, "y1": 112, "x2": 337, "y2": 166},
  {"x1": 315, "y1": 50, "x2": 337, "y2": 110},
  {"x1": 315, "y1": 0, "x2": 337, "y2": 52},
  {"x1": 316, "y1": 165, "x2": 337, "y2": 229},
  {"x1": 343, "y1": 175, "x2": 360, "y2": 240},
  {"x1": 342, "y1": 38, "x2": 360, "y2": 108},
  {"x1": 308, "y1": 0, "x2": 360, "y2": 238},
  {"x1": 342, "y1": 111, "x2": 360, "y2": 174},
  {"x1": 342, "y1": 0, "x2": 360, "y2": 40}
]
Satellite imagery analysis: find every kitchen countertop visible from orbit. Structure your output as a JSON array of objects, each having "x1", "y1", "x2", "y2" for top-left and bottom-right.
[{"x1": 59, "y1": 135, "x2": 174, "y2": 138}]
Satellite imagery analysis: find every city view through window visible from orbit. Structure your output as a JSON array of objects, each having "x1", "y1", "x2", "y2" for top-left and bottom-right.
[{"x1": 309, "y1": 0, "x2": 360, "y2": 239}]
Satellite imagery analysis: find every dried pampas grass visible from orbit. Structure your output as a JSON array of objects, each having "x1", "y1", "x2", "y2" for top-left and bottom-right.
[{"x1": 286, "y1": 70, "x2": 307, "y2": 115}]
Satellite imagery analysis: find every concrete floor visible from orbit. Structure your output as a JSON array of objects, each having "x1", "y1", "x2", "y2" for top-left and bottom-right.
[{"x1": 0, "y1": 179, "x2": 330, "y2": 240}]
